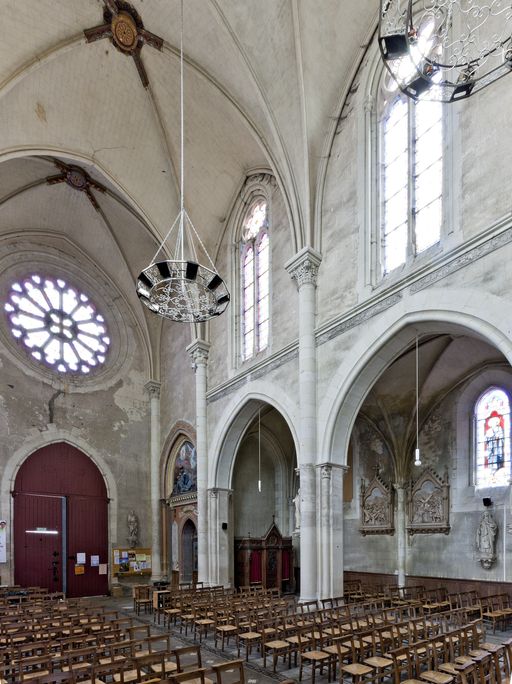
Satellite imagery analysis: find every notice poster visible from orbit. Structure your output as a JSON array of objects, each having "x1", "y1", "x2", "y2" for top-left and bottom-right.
[
  {"x1": 91, "y1": 555, "x2": 99, "y2": 567},
  {"x1": 75, "y1": 565, "x2": 85, "y2": 575},
  {"x1": 76, "y1": 552, "x2": 86, "y2": 564},
  {"x1": 0, "y1": 520, "x2": 6, "y2": 563},
  {"x1": 99, "y1": 563, "x2": 107, "y2": 575}
]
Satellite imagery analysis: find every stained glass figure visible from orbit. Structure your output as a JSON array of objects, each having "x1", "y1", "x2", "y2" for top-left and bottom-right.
[{"x1": 476, "y1": 388, "x2": 511, "y2": 487}]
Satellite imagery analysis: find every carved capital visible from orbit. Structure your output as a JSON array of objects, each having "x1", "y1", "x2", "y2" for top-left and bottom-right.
[
  {"x1": 187, "y1": 339, "x2": 210, "y2": 368},
  {"x1": 144, "y1": 380, "x2": 161, "y2": 399},
  {"x1": 209, "y1": 488, "x2": 218, "y2": 499},
  {"x1": 285, "y1": 247, "x2": 322, "y2": 290},
  {"x1": 316, "y1": 463, "x2": 333, "y2": 480}
]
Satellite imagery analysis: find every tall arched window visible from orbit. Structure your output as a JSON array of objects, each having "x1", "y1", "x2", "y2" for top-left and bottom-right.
[
  {"x1": 379, "y1": 71, "x2": 443, "y2": 275},
  {"x1": 240, "y1": 199, "x2": 269, "y2": 361},
  {"x1": 475, "y1": 387, "x2": 511, "y2": 487}
]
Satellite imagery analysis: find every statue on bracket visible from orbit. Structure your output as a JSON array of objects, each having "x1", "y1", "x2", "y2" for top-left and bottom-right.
[
  {"x1": 407, "y1": 467, "x2": 450, "y2": 535},
  {"x1": 476, "y1": 509, "x2": 498, "y2": 569},
  {"x1": 360, "y1": 471, "x2": 394, "y2": 535}
]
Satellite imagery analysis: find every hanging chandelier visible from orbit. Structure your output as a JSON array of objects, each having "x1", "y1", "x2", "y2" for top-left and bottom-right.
[
  {"x1": 136, "y1": 1, "x2": 230, "y2": 322},
  {"x1": 379, "y1": 0, "x2": 512, "y2": 102}
]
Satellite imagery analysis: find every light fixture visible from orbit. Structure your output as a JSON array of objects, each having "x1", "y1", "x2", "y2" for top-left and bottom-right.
[
  {"x1": 414, "y1": 335, "x2": 421, "y2": 467},
  {"x1": 379, "y1": 0, "x2": 512, "y2": 102},
  {"x1": 136, "y1": 0, "x2": 230, "y2": 322}
]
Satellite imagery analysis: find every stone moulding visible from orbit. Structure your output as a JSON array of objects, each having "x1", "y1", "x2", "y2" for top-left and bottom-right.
[
  {"x1": 360, "y1": 474, "x2": 395, "y2": 536},
  {"x1": 407, "y1": 467, "x2": 450, "y2": 535}
]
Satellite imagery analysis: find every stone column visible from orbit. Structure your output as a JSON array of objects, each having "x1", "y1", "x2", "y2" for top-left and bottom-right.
[
  {"x1": 208, "y1": 489, "x2": 218, "y2": 585},
  {"x1": 285, "y1": 247, "x2": 322, "y2": 601},
  {"x1": 317, "y1": 463, "x2": 346, "y2": 599},
  {"x1": 187, "y1": 339, "x2": 210, "y2": 585},
  {"x1": 208, "y1": 488, "x2": 232, "y2": 587},
  {"x1": 394, "y1": 483, "x2": 406, "y2": 587},
  {"x1": 145, "y1": 380, "x2": 162, "y2": 579}
]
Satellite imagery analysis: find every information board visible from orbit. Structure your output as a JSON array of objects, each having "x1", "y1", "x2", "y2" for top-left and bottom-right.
[{"x1": 112, "y1": 547, "x2": 152, "y2": 576}]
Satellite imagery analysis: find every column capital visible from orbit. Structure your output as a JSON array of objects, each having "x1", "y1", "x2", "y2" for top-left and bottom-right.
[
  {"x1": 144, "y1": 380, "x2": 161, "y2": 399},
  {"x1": 285, "y1": 247, "x2": 322, "y2": 289},
  {"x1": 187, "y1": 339, "x2": 210, "y2": 368}
]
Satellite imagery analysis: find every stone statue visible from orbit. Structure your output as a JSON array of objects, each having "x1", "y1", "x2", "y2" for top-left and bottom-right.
[
  {"x1": 293, "y1": 488, "x2": 301, "y2": 531},
  {"x1": 476, "y1": 509, "x2": 498, "y2": 569},
  {"x1": 127, "y1": 509, "x2": 139, "y2": 548}
]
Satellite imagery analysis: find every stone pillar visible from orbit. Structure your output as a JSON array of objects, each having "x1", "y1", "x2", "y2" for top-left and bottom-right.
[
  {"x1": 285, "y1": 247, "x2": 322, "y2": 601},
  {"x1": 208, "y1": 488, "x2": 232, "y2": 587},
  {"x1": 145, "y1": 380, "x2": 162, "y2": 580},
  {"x1": 187, "y1": 339, "x2": 210, "y2": 585},
  {"x1": 394, "y1": 483, "x2": 406, "y2": 587},
  {"x1": 208, "y1": 489, "x2": 218, "y2": 585},
  {"x1": 317, "y1": 463, "x2": 346, "y2": 599}
]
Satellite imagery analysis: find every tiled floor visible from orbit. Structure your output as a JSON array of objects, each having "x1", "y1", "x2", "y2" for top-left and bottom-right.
[{"x1": 98, "y1": 596, "x2": 512, "y2": 684}]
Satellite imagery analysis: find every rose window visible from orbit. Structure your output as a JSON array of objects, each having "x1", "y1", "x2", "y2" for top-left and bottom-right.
[{"x1": 4, "y1": 275, "x2": 110, "y2": 374}]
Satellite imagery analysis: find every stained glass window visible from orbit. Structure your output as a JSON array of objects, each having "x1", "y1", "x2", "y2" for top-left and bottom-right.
[
  {"x1": 380, "y1": 74, "x2": 443, "y2": 274},
  {"x1": 475, "y1": 388, "x2": 511, "y2": 487},
  {"x1": 4, "y1": 275, "x2": 110, "y2": 374},
  {"x1": 241, "y1": 200, "x2": 269, "y2": 360}
]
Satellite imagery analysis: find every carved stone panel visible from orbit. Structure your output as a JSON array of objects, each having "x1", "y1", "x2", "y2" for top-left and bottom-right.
[
  {"x1": 360, "y1": 475, "x2": 394, "y2": 536},
  {"x1": 407, "y1": 468, "x2": 450, "y2": 535}
]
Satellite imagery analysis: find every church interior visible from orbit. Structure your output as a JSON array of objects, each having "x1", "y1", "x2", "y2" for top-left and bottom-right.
[{"x1": 2, "y1": 0, "x2": 512, "y2": 681}]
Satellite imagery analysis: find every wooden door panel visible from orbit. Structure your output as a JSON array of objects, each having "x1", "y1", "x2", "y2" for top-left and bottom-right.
[
  {"x1": 14, "y1": 493, "x2": 63, "y2": 592},
  {"x1": 67, "y1": 495, "x2": 108, "y2": 597}
]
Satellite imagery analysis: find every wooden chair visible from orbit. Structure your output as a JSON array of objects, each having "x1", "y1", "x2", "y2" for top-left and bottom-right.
[
  {"x1": 30, "y1": 674, "x2": 77, "y2": 684},
  {"x1": 214, "y1": 611, "x2": 238, "y2": 651},
  {"x1": 235, "y1": 614, "x2": 261, "y2": 662},
  {"x1": 298, "y1": 630, "x2": 332, "y2": 684},
  {"x1": 261, "y1": 619, "x2": 290, "y2": 673},
  {"x1": 168, "y1": 667, "x2": 212, "y2": 684},
  {"x1": 173, "y1": 645, "x2": 203, "y2": 673},
  {"x1": 211, "y1": 660, "x2": 245, "y2": 684},
  {"x1": 133, "y1": 585, "x2": 152, "y2": 616},
  {"x1": 16, "y1": 655, "x2": 52, "y2": 682}
]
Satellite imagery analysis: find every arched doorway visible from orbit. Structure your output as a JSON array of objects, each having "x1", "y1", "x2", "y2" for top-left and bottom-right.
[
  {"x1": 13, "y1": 443, "x2": 108, "y2": 597},
  {"x1": 181, "y1": 519, "x2": 197, "y2": 583}
]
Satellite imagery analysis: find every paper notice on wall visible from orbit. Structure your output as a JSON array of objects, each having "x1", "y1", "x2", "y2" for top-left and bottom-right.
[
  {"x1": 136, "y1": 553, "x2": 146, "y2": 561},
  {"x1": 114, "y1": 551, "x2": 120, "y2": 564},
  {"x1": 99, "y1": 563, "x2": 107, "y2": 575},
  {"x1": 91, "y1": 555, "x2": 99, "y2": 567},
  {"x1": 76, "y1": 552, "x2": 86, "y2": 564},
  {"x1": 121, "y1": 550, "x2": 129, "y2": 559},
  {"x1": 75, "y1": 565, "x2": 85, "y2": 575},
  {"x1": 0, "y1": 520, "x2": 6, "y2": 563}
]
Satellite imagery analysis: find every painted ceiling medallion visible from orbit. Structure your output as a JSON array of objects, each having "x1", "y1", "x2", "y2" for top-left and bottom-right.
[
  {"x1": 111, "y1": 12, "x2": 138, "y2": 53},
  {"x1": 46, "y1": 161, "x2": 106, "y2": 211},
  {"x1": 84, "y1": 0, "x2": 164, "y2": 88}
]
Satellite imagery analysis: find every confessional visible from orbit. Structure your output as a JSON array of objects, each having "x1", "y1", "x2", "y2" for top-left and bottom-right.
[{"x1": 234, "y1": 522, "x2": 294, "y2": 592}]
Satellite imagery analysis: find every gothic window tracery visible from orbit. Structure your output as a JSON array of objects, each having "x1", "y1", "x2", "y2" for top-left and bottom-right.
[
  {"x1": 240, "y1": 199, "x2": 269, "y2": 360},
  {"x1": 4, "y1": 275, "x2": 110, "y2": 374}
]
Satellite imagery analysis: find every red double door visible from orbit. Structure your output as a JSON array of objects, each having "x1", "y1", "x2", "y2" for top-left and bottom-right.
[{"x1": 14, "y1": 443, "x2": 108, "y2": 597}]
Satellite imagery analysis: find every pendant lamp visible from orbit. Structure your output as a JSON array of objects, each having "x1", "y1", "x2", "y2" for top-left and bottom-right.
[
  {"x1": 136, "y1": 0, "x2": 230, "y2": 322},
  {"x1": 379, "y1": 0, "x2": 512, "y2": 102}
]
